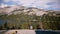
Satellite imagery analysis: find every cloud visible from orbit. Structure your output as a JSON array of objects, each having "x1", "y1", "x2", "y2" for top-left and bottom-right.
[
  {"x1": 0, "y1": 4, "x2": 8, "y2": 8},
  {"x1": 4, "y1": 0, "x2": 36, "y2": 6},
  {"x1": 1, "y1": 0, "x2": 60, "y2": 10},
  {"x1": 46, "y1": 2, "x2": 56, "y2": 5}
]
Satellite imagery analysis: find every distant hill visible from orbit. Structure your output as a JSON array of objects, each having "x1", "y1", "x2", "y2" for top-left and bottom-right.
[
  {"x1": 0, "y1": 5, "x2": 60, "y2": 30},
  {"x1": 0, "y1": 5, "x2": 60, "y2": 16}
]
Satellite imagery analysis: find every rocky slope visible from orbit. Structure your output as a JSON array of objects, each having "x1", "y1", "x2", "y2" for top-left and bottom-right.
[{"x1": 0, "y1": 5, "x2": 60, "y2": 16}]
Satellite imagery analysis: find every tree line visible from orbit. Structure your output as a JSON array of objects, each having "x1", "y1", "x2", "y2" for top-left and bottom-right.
[{"x1": 0, "y1": 13, "x2": 60, "y2": 30}]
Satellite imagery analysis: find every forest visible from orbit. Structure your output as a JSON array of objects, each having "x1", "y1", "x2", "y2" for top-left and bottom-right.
[{"x1": 0, "y1": 13, "x2": 60, "y2": 30}]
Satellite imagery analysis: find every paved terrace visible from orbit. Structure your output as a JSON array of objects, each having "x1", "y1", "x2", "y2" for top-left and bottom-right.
[{"x1": 0, "y1": 29, "x2": 60, "y2": 34}]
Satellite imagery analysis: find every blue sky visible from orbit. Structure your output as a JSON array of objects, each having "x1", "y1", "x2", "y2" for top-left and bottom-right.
[{"x1": 0, "y1": 0, "x2": 60, "y2": 11}]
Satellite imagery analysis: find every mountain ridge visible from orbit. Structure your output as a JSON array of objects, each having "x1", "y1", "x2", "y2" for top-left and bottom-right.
[{"x1": 0, "y1": 5, "x2": 60, "y2": 16}]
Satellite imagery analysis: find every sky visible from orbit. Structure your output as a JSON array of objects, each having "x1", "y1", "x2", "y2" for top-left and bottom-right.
[{"x1": 0, "y1": 0, "x2": 60, "y2": 11}]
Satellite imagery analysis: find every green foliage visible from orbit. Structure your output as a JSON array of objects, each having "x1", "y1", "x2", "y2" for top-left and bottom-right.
[
  {"x1": 41, "y1": 14, "x2": 60, "y2": 30},
  {"x1": 0, "y1": 13, "x2": 60, "y2": 30}
]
